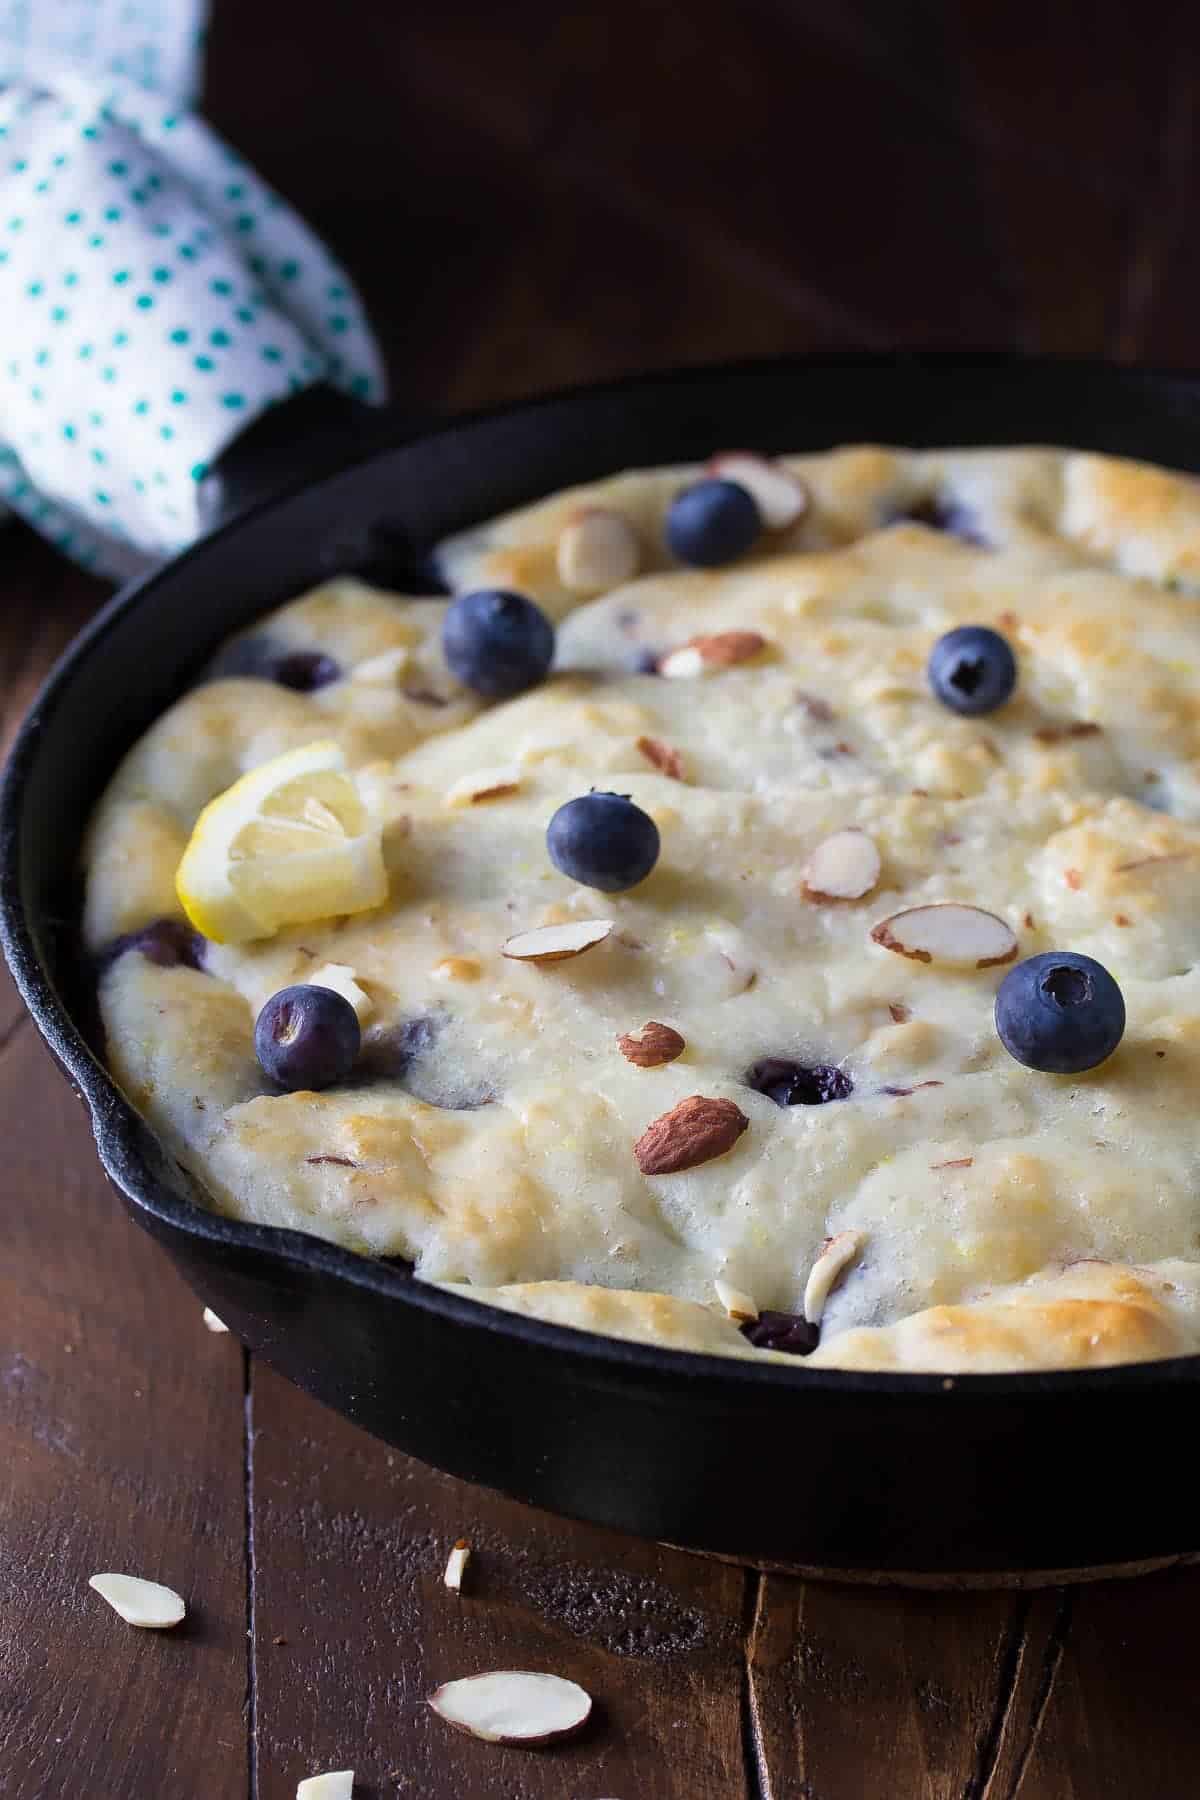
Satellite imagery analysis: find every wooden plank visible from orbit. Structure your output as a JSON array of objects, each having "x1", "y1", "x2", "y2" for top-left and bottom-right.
[
  {"x1": 247, "y1": 1361, "x2": 751, "y2": 1799},
  {"x1": 204, "y1": 0, "x2": 1018, "y2": 417},
  {"x1": 0, "y1": 974, "x2": 249, "y2": 1800},
  {"x1": 948, "y1": 5, "x2": 1171, "y2": 356},
  {"x1": 0, "y1": 525, "x2": 109, "y2": 756},
  {"x1": 747, "y1": 1574, "x2": 1071, "y2": 1800},
  {"x1": 1000, "y1": 1570, "x2": 1200, "y2": 1800}
]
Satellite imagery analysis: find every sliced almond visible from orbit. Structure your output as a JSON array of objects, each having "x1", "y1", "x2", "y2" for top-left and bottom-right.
[
  {"x1": 656, "y1": 644, "x2": 706, "y2": 679},
  {"x1": 636, "y1": 735, "x2": 687, "y2": 781},
  {"x1": 88, "y1": 1572, "x2": 186, "y2": 1629},
  {"x1": 428, "y1": 1670, "x2": 592, "y2": 1746},
  {"x1": 502, "y1": 920, "x2": 613, "y2": 963},
  {"x1": 803, "y1": 1230, "x2": 866, "y2": 1325},
  {"x1": 634, "y1": 1095, "x2": 749, "y2": 1176},
  {"x1": 297, "y1": 1774, "x2": 355, "y2": 1800},
  {"x1": 446, "y1": 765, "x2": 523, "y2": 807},
  {"x1": 202, "y1": 1307, "x2": 229, "y2": 1334},
  {"x1": 556, "y1": 507, "x2": 641, "y2": 592},
  {"x1": 658, "y1": 630, "x2": 767, "y2": 678},
  {"x1": 444, "y1": 1538, "x2": 472, "y2": 1592},
  {"x1": 310, "y1": 962, "x2": 373, "y2": 1021},
  {"x1": 617, "y1": 1021, "x2": 685, "y2": 1067},
  {"x1": 714, "y1": 1278, "x2": 758, "y2": 1323},
  {"x1": 706, "y1": 451, "x2": 809, "y2": 530},
  {"x1": 802, "y1": 829, "x2": 881, "y2": 901},
  {"x1": 351, "y1": 645, "x2": 410, "y2": 685},
  {"x1": 869, "y1": 903, "x2": 1018, "y2": 969}
]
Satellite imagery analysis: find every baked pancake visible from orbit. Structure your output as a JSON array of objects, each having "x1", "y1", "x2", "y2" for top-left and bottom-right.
[{"x1": 83, "y1": 445, "x2": 1200, "y2": 1372}]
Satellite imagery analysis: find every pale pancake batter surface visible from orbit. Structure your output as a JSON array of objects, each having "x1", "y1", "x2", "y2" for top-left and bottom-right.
[{"x1": 84, "y1": 445, "x2": 1200, "y2": 1372}]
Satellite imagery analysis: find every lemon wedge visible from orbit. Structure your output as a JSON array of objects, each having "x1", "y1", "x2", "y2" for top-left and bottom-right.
[{"x1": 175, "y1": 740, "x2": 387, "y2": 943}]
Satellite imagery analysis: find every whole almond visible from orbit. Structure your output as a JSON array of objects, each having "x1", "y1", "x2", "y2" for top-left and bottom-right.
[
  {"x1": 636, "y1": 735, "x2": 687, "y2": 781},
  {"x1": 634, "y1": 1095, "x2": 749, "y2": 1175},
  {"x1": 618, "y1": 1021, "x2": 685, "y2": 1067}
]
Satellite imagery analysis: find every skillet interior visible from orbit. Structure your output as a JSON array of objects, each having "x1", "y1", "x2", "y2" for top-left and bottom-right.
[{"x1": 5, "y1": 352, "x2": 1200, "y2": 1580}]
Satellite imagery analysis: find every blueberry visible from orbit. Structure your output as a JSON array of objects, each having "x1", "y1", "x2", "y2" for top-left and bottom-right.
[
  {"x1": 928, "y1": 625, "x2": 1017, "y2": 716},
  {"x1": 741, "y1": 1310, "x2": 820, "y2": 1356},
  {"x1": 891, "y1": 494, "x2": 989, "y2": 547},
  {"x1": 273, "y1": 649, "x2": 341, "y2": 691},
  {"x1": 206, "y1": 635, "x2": 341, "y2": 690},
  {"x1": 745, "y1": 1059, "x2": 852, "y2": 1106},
  {"x1": 994, "y1": 951, "x2": 1125, "y2": 1074},
  {"x1": 98, "y1": 917, "x2": 206, "y2": 972},
  {"x1": 665, "y1": 478, "x2": 761, "y2": 567},
  {"x1": 442, "y1": 588, "x2": 555, "y2": 697},
  {"x1": 255, "y1": 984, "x2": 361, "y2": 1090},
  {"x1": 546, "y1": 791, "x2": 660, "y2": 891}
]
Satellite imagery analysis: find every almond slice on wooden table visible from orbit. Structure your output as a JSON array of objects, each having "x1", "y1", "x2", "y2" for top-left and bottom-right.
[
  {"x1": 706, "y1": 451, "x2": 810, "y2": 530},
  {"x1": 870, "y1": 904, "x2": 1018, "y2": 968},
  {"x1": 502, "y1": 920, "x2": 613, "y2": 963},
  {"x1": 556, "y1": 507, "x2": 641, "y2": 592},
  {"x1": 658, "y1": 631, "x2": 768, "y2": 678},
  {"x1": 802, "y1": 829, "x2": 881, "y2": 901},
  {"x1": 617, "y1": 1021, "x2": 685, "y2": 1067},
  {"x1": 803, "y1": 1230, "x2": 866, "y2": 1325},
  {"x1": 88, "y1": 1572, "x2": 186, "y2": 1629},
  {"x1": 634, "y1": 1095, "x2": 749, "y2": 1175},
  {"x1": 444, "y1": 1539, "x2": 471, "y2": 1592},
  {"x1": 297, "y1": 1774, "x2": 355, "y2": 1800},
  {"x1": 428, "y1": 1670, "x2": 592, "y2": 1745}
]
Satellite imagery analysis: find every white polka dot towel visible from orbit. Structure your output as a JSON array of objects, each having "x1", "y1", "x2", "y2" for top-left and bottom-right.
[{"x1": 0, "y1": 50, "x2": 385, "y2": 577}]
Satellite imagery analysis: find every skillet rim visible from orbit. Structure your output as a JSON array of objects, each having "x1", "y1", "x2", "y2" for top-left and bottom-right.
[{"x1": 4, "y1": 346, "x2": 1200, "y2": 1404}]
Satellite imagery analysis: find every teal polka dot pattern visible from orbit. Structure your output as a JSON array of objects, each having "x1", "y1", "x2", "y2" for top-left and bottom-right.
[{"x1": 0, "y1": 60, "x2": 385, "y2": 577}]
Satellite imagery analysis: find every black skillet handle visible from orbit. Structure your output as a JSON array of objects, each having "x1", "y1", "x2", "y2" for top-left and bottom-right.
[
  {"x1": 195, "y1": 384, "x2": 415, "y2": 533},
  {"x1": 195, "y1": 384, "x2": 438, "y2": 587}
]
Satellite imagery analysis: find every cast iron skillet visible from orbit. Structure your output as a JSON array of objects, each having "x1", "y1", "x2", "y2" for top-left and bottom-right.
[{"x1": 4, "y1": 354, "x2": 1200, "y2": 1585}]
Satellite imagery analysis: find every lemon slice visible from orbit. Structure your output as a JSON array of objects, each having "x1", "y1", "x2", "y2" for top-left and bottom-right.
[{"x1": 175, "y1": 740, "x2": 387, "y2": 943}]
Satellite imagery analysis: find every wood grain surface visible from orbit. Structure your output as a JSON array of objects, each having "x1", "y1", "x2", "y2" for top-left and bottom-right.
[{"x1": 5, "y1": 2, "x2": 1200, "y2": 1795}]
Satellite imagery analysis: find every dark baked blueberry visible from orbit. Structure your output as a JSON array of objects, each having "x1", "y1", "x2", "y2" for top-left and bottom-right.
[
  {"x1": 928, "y1": 625, "x2": 1017, "y2": 716},
  {"x1": 441, "y1": 588, "x2": 555, "y2": 697},
  {"x1": 255, "y1": 984, "x2": 361, "y2": 1091},
  {"x1": 892, "y1": 494, "x2": 989, "y2": 546},
  {"x1": 995, "y1": 951, "x2": 1125, "y2": 1074},
  {"x1": 206, "y1": 636, "x2": 341, "y2": 689},
  {"x1": 665, "y1": 479, "x2": 761, "y2": 567},
  {"x1": 273, "y1": 649, "x2": 341, "y2": 691},
  {"x1": 546, "y1": 791, "x2": 660, "y2": 892},
  {"x1": 741, "y1": 1310, "x2": 820, "y2": 1356},
  {"x1": 745, "y1": 1059, "x2": 852, "y2": 1106},
  {"x1": 359, "y1": 1015, "x2": 441, "y2": 1080},
  {"x1": 98, "y1": 917, "x2": 206, "y2": 972},
  {"x1": 360, "y1": 1017, "x2": 493, "y2": 1109}
]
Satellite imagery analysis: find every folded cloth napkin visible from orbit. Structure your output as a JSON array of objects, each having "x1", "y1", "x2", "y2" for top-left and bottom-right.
[{"x1": 0, "y1": 2, "x2": 385, "y2": 579}]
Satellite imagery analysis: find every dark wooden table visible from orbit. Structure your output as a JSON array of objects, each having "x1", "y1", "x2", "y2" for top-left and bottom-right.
[{"x1": 6, "y1": 5, "x2": 1200, "y2": 1794}]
